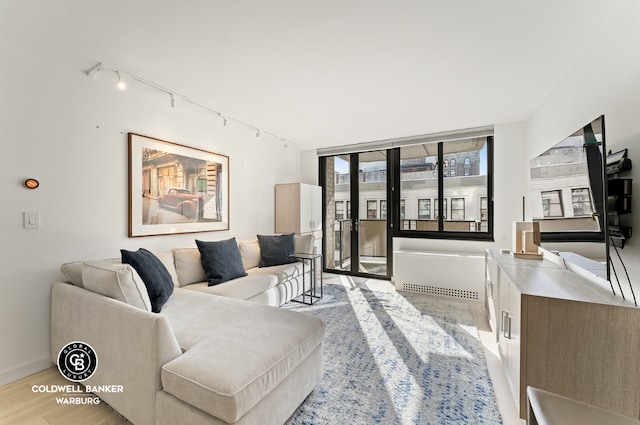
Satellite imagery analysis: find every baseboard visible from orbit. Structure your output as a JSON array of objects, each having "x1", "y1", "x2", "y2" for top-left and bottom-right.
[{"x1": 0, "y1": 356, "x2": 54, "y2": 386}]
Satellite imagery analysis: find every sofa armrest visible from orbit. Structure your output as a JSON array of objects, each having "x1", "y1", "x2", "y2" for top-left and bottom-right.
[{"x1": 51, "y1": 281, "x2": 182, "y2": 425}]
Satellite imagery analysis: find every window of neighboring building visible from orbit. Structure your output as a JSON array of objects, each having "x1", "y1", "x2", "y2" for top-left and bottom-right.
[
  {"x1": 571, "y1": 188, "x2": 593, "y2": 216},
  {"x1": 418, "y1": 199, "x2": 431, "y2": 219},
  {"x1": 380, "y1": 200, "x2": 387, "y2": 219},
  {"x1": 335, "y1": 201, "x2": 345, "y2": 220},
  {"x1": 463, "y1": 157, "x2": 471, "y2": 176},
  {"x1": 542, "y1": 190, "x2": 563, "y2": 217},
  {"x1": 451, "y1": 198, "x2": 465, "y2": 220},
  {"x1": 367, "y1": 200, "x2": 378, "y2": 218},
  {"x1": 400, "y1": 199, "x2": 406, "y2": 220},
  {"x1": 480, "y1": 197, "x2": 488, "y2": 221}
]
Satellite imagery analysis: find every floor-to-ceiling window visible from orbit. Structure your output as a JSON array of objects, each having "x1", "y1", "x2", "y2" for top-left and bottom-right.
[{"x1": 319, "y1": 129, "x2": 494, "y2": 277}]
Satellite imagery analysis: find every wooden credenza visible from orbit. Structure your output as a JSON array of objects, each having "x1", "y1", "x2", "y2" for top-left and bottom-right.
[{"x1": 485, "y1": 249, "x2": 640, "y2": 420}]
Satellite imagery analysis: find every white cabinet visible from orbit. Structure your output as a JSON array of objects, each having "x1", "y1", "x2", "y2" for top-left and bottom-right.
[
  {"x1": 486, "y1": 249, "x2": 640, "y2": 420},
  {"x1": 275, "y1": 183, "x2": 322, "y2": 235},
  {"x1": 498, "y1": 269, "x2": 521, "y2": 407}
]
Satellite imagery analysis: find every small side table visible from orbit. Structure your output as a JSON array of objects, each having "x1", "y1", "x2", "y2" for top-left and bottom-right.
[{"x1": 291, "y1": 253, "x2": 323, "y2": 305}]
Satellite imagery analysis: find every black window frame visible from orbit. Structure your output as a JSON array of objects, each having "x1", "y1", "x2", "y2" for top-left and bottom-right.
[{"x1": 391, "y1": 136, "x2": 494, "y2": 241}]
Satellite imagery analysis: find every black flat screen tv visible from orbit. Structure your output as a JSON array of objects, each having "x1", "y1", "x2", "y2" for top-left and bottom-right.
[{"x1": 529, "y1": 115, "x2": 608, "y2": 279}]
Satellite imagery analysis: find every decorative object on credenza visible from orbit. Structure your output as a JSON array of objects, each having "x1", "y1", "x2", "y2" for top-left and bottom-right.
[
  {"x1": 24, "y1": 178, "x2": 39, "y2": 189},
  {"x1": 128, "y1": 133, "x2": 229, "y2": 237},
  {"x1": 512, "y1": 221, "x2": 543, "y2": 259}
]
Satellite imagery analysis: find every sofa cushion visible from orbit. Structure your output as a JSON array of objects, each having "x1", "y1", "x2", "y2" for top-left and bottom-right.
[
  {"x1": 160, "y1": 289, "x2": 326, "y2": 423},
  {"x1": 257, "y1": 233, "x2": 296, "y2": 267},
  {"x1": 121, "y1": 248, "x2": 174, "y2": 313},
  {"x1": 238, "y1": 239, "x2": 261, "y2": 270},
  {"x1": 246, "y1": 262, "x2": 303, "y2": 285},
  {"x1": 173, "y1": 248, "x2": 206, "y2": 287},
  {"x1": 196, "y1": 238, "x2": 247, "y2": 286},
  {"x1": 81, "y1": 261, "x2": 152, "y2": 311},
  {"x1": 183, "y1": 274, "x2": 278, "y2": 300}
]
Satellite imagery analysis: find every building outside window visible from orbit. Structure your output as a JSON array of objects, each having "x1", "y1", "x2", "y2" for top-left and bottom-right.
[
  {"x1": 541, "y1": 190, "x2": 563, "y2": 217},
  {"x1": 380, "y1": 200, "x2": 387, "y2": 219},
  {"x1": 397, "y1": 137, "x2": 489, "y2": 234},
  {"x1": 571, "y1": 188, "x2": 593, "y2": 216}
]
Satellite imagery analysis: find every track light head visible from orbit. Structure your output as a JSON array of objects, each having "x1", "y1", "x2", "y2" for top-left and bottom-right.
[
  {"x1": 85, "y1": 62, "x2": 103, "y2": 78},
  {"x1": 116, "y1": 71, "x2": 126, "y2": 90},
  {"x1": 256, "y1": 129, "x2": 261, "y2": 140},
  {"x1": 170, "y1": 93, "x2": 175, "y2": 108}
]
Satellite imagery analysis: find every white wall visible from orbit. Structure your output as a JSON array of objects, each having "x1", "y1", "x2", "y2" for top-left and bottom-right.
[
  {"x1": 527, "y1": 0, "x2": 640, "y2": 301},
  {"x1": 300, "y1": 150, "x2": 319, "y2": 185},
  {"x1": 0, "y1": 41, "x2": 301, "y2": 384}
]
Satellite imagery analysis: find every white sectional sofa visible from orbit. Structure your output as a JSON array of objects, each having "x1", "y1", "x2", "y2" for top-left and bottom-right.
[{"x1": 51, "y1": 235, "x2": 325, "y2": 425}]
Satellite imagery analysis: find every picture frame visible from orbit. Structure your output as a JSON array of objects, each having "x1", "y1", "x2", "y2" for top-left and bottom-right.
[{"x1": 128, "y1": 133, "x2": 230, "y2": 237}]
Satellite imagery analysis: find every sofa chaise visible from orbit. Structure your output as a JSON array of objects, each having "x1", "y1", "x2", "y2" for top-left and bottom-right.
[{"x1": 51, "y1": 235, "x2": 326, "y2": 425}]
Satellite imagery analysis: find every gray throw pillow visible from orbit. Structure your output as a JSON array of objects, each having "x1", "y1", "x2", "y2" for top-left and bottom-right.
[
  {"x1": 257, "y1": 233, "x2": 297, "y2": 267},
  {"x1": 196, "y1": 238, "x2": 247, "y2": 286}
]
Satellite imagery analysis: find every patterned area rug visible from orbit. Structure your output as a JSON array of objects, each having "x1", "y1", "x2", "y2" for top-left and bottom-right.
[{"x1": 284, "y1": 278, "x2": 503, "y2": 425}]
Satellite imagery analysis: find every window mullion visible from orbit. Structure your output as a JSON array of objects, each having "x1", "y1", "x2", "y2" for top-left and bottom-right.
[{"x1": 437, "y1": 142, "x2": 444, "y2": 232}]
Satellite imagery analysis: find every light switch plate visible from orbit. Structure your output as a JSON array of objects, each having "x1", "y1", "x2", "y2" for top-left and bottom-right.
[{"x1": 24, "y1": 211, "x2": 39, "y2": 229}]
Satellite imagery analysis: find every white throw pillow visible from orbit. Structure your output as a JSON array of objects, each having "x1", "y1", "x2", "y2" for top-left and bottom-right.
[
  {"x1": 238, "y1": 240, "x2": 261, "y2": 270},
  {"x1": 294, "y1": 234, "x2": 315, "y2": 254},
  {"x1": 81, "y1": 261, "x2": 152, "y2": 312},
  {"x1": 154, "y1": 250, "x2": 180, "y2": 288},
  {"x1": 173, "y1": 248, "x2": 207, "y2": 286}
]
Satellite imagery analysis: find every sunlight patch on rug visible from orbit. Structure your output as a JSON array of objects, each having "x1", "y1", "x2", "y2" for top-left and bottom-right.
[{"x1": 284, "y1": 278, "x2": 503, "y2": 425}]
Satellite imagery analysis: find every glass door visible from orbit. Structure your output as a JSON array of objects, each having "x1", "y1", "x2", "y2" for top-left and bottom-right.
[{"x1": 322, "y1": 151, "x2": 390, "y2": 279}]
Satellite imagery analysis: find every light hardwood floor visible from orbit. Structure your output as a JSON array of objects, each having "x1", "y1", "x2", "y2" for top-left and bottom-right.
[
  {"x1": 1, "y1": 276, "x2": 523, "y2": 425},
  {"x1": 0, "y1": 367, "x2": 128, "y2": 425}
]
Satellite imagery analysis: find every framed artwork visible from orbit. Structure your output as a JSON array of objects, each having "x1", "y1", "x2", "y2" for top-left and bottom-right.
[{"x1": 128, "y1": 133, "x2": 230, "y2": 237}]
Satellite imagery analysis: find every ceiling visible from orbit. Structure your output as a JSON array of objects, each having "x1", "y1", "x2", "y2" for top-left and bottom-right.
[{"x1": 0, "y1": 0, "x2": 623, "y2": 151}]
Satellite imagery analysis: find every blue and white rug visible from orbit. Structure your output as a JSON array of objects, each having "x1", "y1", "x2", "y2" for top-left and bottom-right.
[{"x1": 284, "y1": 277, "x2": 503, "y2": 425}]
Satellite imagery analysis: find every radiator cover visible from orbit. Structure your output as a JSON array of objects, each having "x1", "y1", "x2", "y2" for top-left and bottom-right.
[{"x1": 393, "y1": 250, "x2": 485, "y2": 301}]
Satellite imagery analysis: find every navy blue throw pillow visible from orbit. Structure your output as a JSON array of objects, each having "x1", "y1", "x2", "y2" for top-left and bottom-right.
[
  {"x1": 196, "y1": 238, "x2": 247, "y2": 286},
  {"x1": 257, "y1": 233, "x2": 297, "y2": 267},
  {"x1": 121, "y1": 248, "x2": 174, "y2": 313}
]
